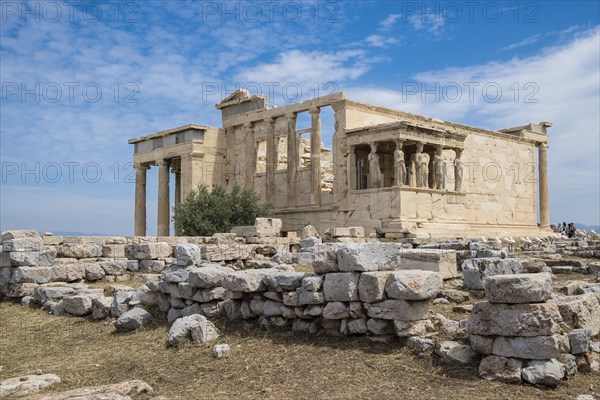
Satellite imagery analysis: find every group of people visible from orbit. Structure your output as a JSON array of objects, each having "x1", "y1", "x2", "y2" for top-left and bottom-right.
[{"x1": 552, "y1": 222, "x2": 576, "y2": 238}]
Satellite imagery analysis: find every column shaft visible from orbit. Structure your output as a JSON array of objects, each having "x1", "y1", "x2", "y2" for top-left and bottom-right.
[
  {"x1": 175, "y1": 172, "x2": 181, "y2": 206},
  {"x1": 347, "y1": 145, "x2": 356, "y2": 191},
  {"x1": 134, "y1": 163, "x2": 148, "y2": 236},
  {"x1": 243, "y1": 123, "x2": 255, "y2": 188},
  {"x1": 310, "y1": 108, "x2": 322, "y2": 205},
  {"x1": 538, "y1": 143, "x2": 550, "y2": 228},
  {"x1": 286, "y1": 113, "x2": 297, "y2": 206},
  {"x1": 265, "y1": 118, "x2": 276, "y2": 201},
  {"x1": 157, "y1": 159, "x2": 170, "y2": 236}
]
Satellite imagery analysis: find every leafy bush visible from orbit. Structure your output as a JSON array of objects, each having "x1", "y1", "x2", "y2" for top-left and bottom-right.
[{"x1": 173, "y1": 184, "x2": 272, "y2": 236}]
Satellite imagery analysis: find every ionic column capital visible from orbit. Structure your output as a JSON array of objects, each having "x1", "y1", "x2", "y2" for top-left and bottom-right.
[
  {"x1": 157, "y1": 159, "x2": 169, "y2": 167},
  {"x1": 308, "y1": 107, "x2": 320, "y2": 115},
  {"x1": 134, "y1": 162, "x2": 150, "y2": 171}
]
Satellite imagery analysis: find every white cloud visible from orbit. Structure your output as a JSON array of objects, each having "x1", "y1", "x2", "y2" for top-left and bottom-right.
[
  {"x1": 235, "y1": 49, "x2": 372, "y2": 104},
  {"x1": 408, "y1": 13, "x2": 445, "y2": 36},
  {"x1": 365, "y1": 34, "x2": 400, "y2": 47},
  {"x1": 345, "y1": 27, "x2": 600, "y2": 224},
  {"x1": 380, "y1": 14, "x2": 401, "y2": 30},
  {"x1": 498, "y1": 35, "x2": 540, "y2": 51}
]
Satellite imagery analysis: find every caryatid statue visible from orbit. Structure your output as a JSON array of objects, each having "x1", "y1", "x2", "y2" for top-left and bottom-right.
[
  {"x1": 454, "y1": 148, "x2": 464, "y2": 192},
  {"x1": 415, "y1": 142, "x2": 428, "y2": 188},
  {"x1": 393, "y1": 140, "x2": 406, "y2": 186},
  {"x1": 433, "y1": 145, "x2": 445, "y2": 190},
  {"x1": 368, "y1": 142, "x2": 382, "y2": 188}
]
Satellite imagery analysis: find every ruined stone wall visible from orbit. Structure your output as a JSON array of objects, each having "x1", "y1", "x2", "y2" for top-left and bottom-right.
[
  {"x1": 153, "y1": 250, "x2": 446, "y2": 338},
  {"x1": 0, "y1": 231, "x2": 296, "y2": 298}
]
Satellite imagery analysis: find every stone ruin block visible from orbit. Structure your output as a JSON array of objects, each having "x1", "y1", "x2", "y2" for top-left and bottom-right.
[
  {"x1": 3, "y1": 237, "x2": 44, "y2": 252},
  {"x1": 337, "y1": 243, "x2": 405, "y2": 272},
  {"x1": 395, "y1": 249, "x2": 458, "y2": 280},
  {"x1": 202, "y1": 243, "x2": 256, "y2": 262},
  {"x1": 462, "y1": 257, "x2": 524, "y2": 290},
  {"x1": 467, "y1": 301, "x2": 564, "y2": 337},
  {"x1": 230, "y1": 218, "x2": 282, "y2": 238},
  {"x1": 124, "y1": 242, "x2": 172, "y2": 260},
  {"x1": 490, "y1": 334, "x2": 570, "y2": 360},
  {"x1": 42, "y1": 235, "x2": 63, "y2": 246},
  {"x1": 364, "y1": 299, "x2": 429, "y2": 321},
  {"x1": 221, "y1": 269, "x2": 278, "y2": 292},
  {"x1": 555, "y1": 293, "x2": 600, "y2": 336},
  {"x1": 1, "y1": 251, "x2": 11, "y2": 268},
  {"x1": 358, "y1": 271, "x2": 391, "y2": 303},
  {"x1": 484, "y1": 273, "x2": 552, "y2": 304},
  {"x1": 188, "y1": 265, "x2": 234, "y2": 289},
  {"x1": 10, "y1": 266, "x2": 54, "y2": 284},
  {"x1": 175, "y1": 243, "x2": 202, "y2": 266},
  {"x1": 1, "y1": 230, "x2": 40, "y2": 241},
  {"x1": 138, "y1": 260, "x2": 165, "y2": 273},
  {"x1": 102, "y1": 244, "x2": 126, "y2": 258},
  {"x1": 8, "y1": 248, "x2": 56, "y2": 267},
  {"x1": 323, "y1": 272, "x2": 359, "y2": 302},
  {"x1": 335, "y1": 243, "x2": 457, "y2": 279},
  {"x1": 62, "y1": 289, "x2": 104, "y2": 316},
  {"x1": 50, "y1": 263, "x2": 86, "y2": 282},
  {"x1": 478, "y1": 355, "x2": 523, "y2": 384},
  {"x1": 312, "y1": 243, "x2": 339, "y2": 274},
  {"x1": 385, "y1": 270, "x2": 443, "y2": 301},
  {"x1": 58, "y1": 242, "x2": 103, "y2": 258}
]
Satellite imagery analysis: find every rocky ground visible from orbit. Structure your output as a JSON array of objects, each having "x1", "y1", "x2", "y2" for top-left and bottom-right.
[
  {"x1": 1, "y1": 228, "x2": 599, "y2": 399},
  {"x1": 1, "y1": 255, "x2": 599, "y2": 400}
]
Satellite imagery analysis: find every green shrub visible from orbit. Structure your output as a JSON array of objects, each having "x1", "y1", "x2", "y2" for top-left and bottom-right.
[{"x1": 173, "y1": 184, "x2": 272, "y2": 236}]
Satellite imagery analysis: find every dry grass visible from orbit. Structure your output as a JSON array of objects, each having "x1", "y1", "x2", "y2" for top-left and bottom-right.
[{"x1": 1, "y1": 302, "x2": 598, "y2": 400}]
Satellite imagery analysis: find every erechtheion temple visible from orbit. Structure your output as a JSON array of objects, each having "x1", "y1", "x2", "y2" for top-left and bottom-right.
[{"x1": 129, "y1": 90, "x2": 551, "y2": 239}]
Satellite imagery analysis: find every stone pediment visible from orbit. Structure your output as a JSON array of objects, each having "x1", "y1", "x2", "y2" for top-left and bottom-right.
[{"x1": 215, "y1": 89, "x2": 268, "y2": 110}]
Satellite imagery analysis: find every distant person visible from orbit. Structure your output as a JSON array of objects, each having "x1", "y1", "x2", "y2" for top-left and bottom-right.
[
  {"x1": 567, "y1": 223, "x2": 576, "y2": 238},
  {"x1": 562, "y1": 222, "x2": 567, "y2": 234}
]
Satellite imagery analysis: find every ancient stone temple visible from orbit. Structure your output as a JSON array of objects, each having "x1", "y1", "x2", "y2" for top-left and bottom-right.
[{"x1": 129, "y1": 90, "x2": 551, "y2": 239}]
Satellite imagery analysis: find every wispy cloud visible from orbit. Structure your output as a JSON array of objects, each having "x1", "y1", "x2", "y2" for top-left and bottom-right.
[
  {"x1": 408, "y1": 13, "x2": 446, "y2": 36},
  {"x1": 498, "y1": 35, "x2": 540, "y2": 51},
  {"x1": 235, "y1": 49, "x2": 371, "y2": 105},
  {"x1": 365, "y1": 34, "x2": 400, "y2": 47},
  {"x1": 380, "y1": 14, "x2": 401, "y2": 30}
]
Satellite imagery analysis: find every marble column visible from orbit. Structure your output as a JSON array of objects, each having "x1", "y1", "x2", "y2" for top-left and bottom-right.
[
  {"x1": 243, "y1": 123, "x2": 255, "y2": 189},
  {"x1": 171, "y1": 161, "x2": 181, "y2": 207},
  {"x1": 538, "y1": 143, "x2": 550, "y2": 228},
  {"x1": 347, "y1": 145, "x2": 356, "y2": 191},
  {"x1": 309, "y1": 107, "x2": 322, "y2": 205},
  {"x1": 286, "y1": 112, "x2": 298, "y2": 206},
  {"x1": 265, "y1": 117, "x2": 276, "y2": 201},
  {"x1": 134, "y1": 163, "x2": 149, "y2": 236},
  {"x1": 157, "y1": 159, "x2": 170, "y2": 236}
]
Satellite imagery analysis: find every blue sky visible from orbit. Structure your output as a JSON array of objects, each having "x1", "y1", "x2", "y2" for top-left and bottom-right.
[{"x1": 1, "y1": 0, "x2": 599, "y2": 235}]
